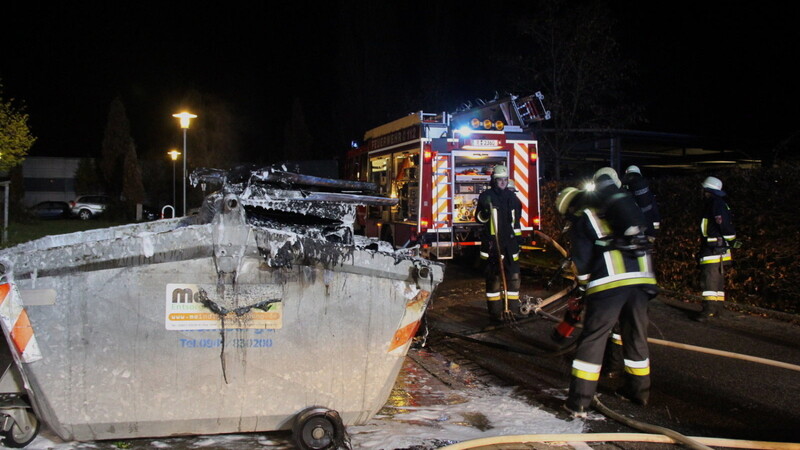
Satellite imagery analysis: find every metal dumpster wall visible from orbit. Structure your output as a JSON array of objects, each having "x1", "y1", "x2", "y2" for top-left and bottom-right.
[{"x1": 8, "y1": 237, "x2": 441, "y2": 441}]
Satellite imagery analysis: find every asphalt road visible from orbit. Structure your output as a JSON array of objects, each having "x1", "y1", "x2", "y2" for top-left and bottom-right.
[{"x1": 422, "y1": 260, "x2": 800, "y2": 447}]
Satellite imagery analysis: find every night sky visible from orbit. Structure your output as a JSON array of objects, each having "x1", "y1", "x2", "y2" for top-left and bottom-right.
[{"x1": 3, "y1": 2, "x2": 799, "y2": 164}]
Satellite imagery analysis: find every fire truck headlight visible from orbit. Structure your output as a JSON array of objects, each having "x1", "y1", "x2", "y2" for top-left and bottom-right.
[
  {"x1": 495, "y1": 120, "x2": 505, "y2": 131},
  {"x1": 458, "y1": 126, "x2": 473, "y2": 137},
  {"x1": 483, "y1": 119, "x2": 493, "y2": 130},
  {"x1": 470, "y1": 118, "x2": 481, "y2": 129}
]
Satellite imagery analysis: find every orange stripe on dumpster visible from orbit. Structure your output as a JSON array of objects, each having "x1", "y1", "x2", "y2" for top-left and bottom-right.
[
  {"x1": 388, "y1": 320, "x2": 421, "y2": 352},
  {"x1": 11, "y1": 309, "x2": 34, "y2": 354},
  {"x1": 388, "y1": 290, "x2": 431, "y2": 353},
  {"x1": 0, "y1": 282, "x2": 42, "y2": 363}
]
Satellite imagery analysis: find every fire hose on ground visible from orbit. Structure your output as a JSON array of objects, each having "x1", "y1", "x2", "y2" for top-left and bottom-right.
[
  {"x1": 437, "y1": 431, "x2": 798, "y2": 449},
  {"x1": 438, "y1": 311, "x2": 800, "y2": 449},
  {"x1": 440, "y1": 320, "x2": 800, "y2": 448}
]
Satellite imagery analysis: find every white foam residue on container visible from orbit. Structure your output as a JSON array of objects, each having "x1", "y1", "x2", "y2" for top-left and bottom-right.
[{"x1": 141, "y1": 233, "x2": 154, "y2": 258}]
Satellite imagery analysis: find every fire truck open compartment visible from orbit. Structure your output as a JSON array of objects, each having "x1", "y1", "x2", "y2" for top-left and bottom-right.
[{"x1": 452, "y1": 151, "x2": 507, "y2": 223}]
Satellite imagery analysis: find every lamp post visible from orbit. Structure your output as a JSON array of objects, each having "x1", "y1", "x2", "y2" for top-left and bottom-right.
[
  {"x1": 167, "y1": 150, "x2": 181, "y2": 215},
  {"x1": 172, "y1": 112, "x2": 197, "y2": 216}
]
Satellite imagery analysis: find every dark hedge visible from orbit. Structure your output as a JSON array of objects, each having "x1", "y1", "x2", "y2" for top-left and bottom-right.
[{"x1": 538, "y1": 167, "x2": 800, "y2": 314}]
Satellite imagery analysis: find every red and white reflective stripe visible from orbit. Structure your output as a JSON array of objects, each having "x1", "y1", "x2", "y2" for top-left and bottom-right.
[
  {"x1": 0, "y1": 283, "x2": 42, "y2": 363},
  {"x1": 432, "y1": 156, "x2": 450, "y2": 229},
  {"x1": 388, "y1": 289, "x2": 431, "y2": 353},
  {"x1": 512, "y1": 143, "x2": 530, "y2": 228}
]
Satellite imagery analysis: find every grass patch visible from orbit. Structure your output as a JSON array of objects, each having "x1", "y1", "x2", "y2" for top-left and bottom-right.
[{"x1": 1, "y1": 219, "x2": 127, "y2": 249}]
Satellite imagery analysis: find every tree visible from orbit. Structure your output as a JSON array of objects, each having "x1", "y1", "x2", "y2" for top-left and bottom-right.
[
  {"x1": 100, "y1": 96, "x2": 146, "y2": 218},
  {"x1": 175, "y1": 90, "x2": 241, "y2": 171},
  {"x1": 121, "y1": 144, "x2": 145, "y2": 209},
  {"x1": 504, "y1": 0, "x2": 645, "y2": 178},
  {"x1": 74, "y1": 158, "x2": 104, "y2": 194},
  {"x1": 0, "y1": 82, "x2": 36, "y2": 173},
  {"x1": 100, "y1": 96, "x2": 135, "y2": 196}
]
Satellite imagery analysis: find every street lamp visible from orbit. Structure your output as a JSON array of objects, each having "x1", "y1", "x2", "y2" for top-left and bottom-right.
[
  {"x1": 167, "y1": 149, "x2": 181, "y2": 215},
  {"x1": 172, "y1": 111, "x2": 197, "y2": 216}
]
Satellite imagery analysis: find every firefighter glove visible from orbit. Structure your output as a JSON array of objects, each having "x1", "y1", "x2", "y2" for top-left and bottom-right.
[{"x1": 732, "y1": 240, "x2": 743, "y2": 249}]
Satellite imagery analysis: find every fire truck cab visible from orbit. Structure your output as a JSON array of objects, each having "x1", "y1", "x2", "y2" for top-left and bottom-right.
[{"x1": 344, "y1": 93, "x2": 550, "y2": 259}]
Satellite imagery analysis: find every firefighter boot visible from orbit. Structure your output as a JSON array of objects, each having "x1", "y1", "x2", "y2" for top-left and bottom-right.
[
  {"x1": 487, "y1": 299, "x2": 505, "y2": 322},
  {"x1": 615, "y1": 386, "x2": 649, "y2": 406},
  {"x1": 693, "y1": 300, "x2": 721, "y2": 323}
]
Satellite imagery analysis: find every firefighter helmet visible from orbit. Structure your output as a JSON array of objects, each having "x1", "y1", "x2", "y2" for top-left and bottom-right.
[
  {"x1": 493, "y1": 165, "x2": 509, "y2": 179},
  {"x1": 593, "y1": 167, "x2": 621, "y2": 188},
  {"x1": 702, "y1": 176, "x2": 723, "y2": 191},
  {"x1": 556, "y1": 187, "x2": 582, "y2": 215},
  {"x1": 626, "y1": 165, "x2": 641, "y2": 175}
]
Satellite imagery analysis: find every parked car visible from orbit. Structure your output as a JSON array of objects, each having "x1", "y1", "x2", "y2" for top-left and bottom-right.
[
  {"x1": 29, "y1": 201, "x2": 71, "y2": 219},
  {"x1": 70, "y1": 195, "x2": 112, "y2": 220},
  {"x1": 141, "y1": 205, "x2": 160, "y2": 221}
]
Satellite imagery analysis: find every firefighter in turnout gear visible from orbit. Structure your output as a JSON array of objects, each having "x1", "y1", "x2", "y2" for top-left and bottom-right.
[
  {"x1": 475, "y1": 165, "x2": 522, "y2": 321},
  {"x1": 555, "y1": 186, "x2": 658, "y2": 418},
  {"x1": 622, "y1": 165, "x2": 661, "y2": 237},
  {"x1": 591, "y1": 167, "x2": 650, "y2": 239},
  {"x1": 695, "y1": 176, "x2": 737, "y2": 322}
]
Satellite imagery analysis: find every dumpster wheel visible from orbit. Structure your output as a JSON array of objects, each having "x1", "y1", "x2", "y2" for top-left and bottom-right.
[
  {"x1": 1, "y1": 408, "x2": 40, "y2": 448},
  {"x1": 292, "y1": 406, "x2": 347, "y2": 450}
]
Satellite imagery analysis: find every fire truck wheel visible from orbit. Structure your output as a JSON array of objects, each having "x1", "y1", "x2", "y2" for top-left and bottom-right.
[{"x1": 292, "y1": 406, "x2": 346, "y2": 450}]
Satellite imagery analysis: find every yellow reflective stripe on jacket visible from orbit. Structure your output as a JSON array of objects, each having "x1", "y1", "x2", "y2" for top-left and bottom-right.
[
  {"x1": 586, "y1": 209, "x2": 612, "y2": 238},
  {"x1": 604, "y1": 250, "x2": 626, "y2": 274},
  {"x1": 638, "y1": 254, "x2": 652, "y2": 273},
  {"x1": 586, "y1": 276, "x2": 658, "y2": 295},
  {"x1": 512, "y1": 210, "x2": 519, "y2": 236}
]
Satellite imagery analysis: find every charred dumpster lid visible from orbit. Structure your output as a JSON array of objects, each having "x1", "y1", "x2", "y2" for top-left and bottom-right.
[
  {"x1": 189, "y1": 165, "x2": 397, "y2": 241},
  {"x1": 191, "y1": 164, "x2": 396, "y2": 206}
]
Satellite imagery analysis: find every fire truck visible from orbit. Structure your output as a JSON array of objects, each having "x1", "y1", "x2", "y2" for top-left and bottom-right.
[{"x1": 344, "y1": 93, "x2": 550, "y2": 259}]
